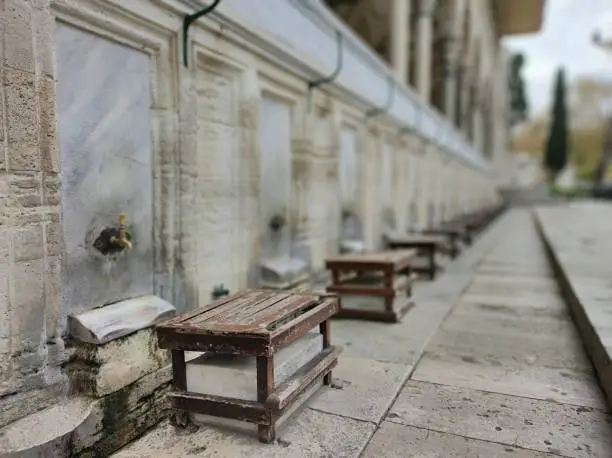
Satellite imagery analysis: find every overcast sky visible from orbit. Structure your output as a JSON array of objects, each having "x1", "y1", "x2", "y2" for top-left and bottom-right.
[{"x1": 504, "y1": 0, "x2": 612, "y2": 117}]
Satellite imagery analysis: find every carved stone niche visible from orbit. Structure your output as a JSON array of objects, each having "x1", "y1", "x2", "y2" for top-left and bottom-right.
[
  {"x1": 339, "y1": 207, "x2": 365, "y2": 254},
  {"x1": 381, "y1": 207, "x2": 397, "y2": 232},
  {"x1": 260, "y1": 256, "x2": 310, "y2": 291}
]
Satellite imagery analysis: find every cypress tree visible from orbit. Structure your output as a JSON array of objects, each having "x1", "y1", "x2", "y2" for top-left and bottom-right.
[{"x1": 543, "y1": 68, "x2": 569, "y2": 183}]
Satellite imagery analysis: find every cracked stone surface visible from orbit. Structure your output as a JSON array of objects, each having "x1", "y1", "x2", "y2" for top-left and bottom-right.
[
  {"x1": 362, "y1": 421, "x2": 556, "y2": 457},
  {"x1": 308, "y1": 356, "x2": 408, "y2": 423}
]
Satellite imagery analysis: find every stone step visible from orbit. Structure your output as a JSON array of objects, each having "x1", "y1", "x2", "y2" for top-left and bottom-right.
[{"x1": 0, "y1": 397, "x2": 95, "y2": 458}]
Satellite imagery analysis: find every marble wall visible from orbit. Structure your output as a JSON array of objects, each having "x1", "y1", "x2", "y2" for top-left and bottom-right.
[
  {"x1": 259, "y1": 96, "x2": 293, "y2": 261},
  {"x1": 56, "y1": 24, "x2": 154, "y2": 322}
]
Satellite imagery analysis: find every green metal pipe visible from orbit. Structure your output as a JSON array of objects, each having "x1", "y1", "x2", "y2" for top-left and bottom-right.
[
  {"x1": 307, "y1": 31, "x2": 344, "y2": 110},
  {"x1": 183, "y1": 0, "x2": 222, "y2": 67}
]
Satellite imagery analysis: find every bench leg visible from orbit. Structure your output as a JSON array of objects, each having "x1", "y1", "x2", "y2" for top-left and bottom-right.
[
  {"x1": 428, "y1": 247, "x2": 436, "y2": 280},
  {"x1": 384, "y1": 271, "x2": 394, "y2": 313},
  {"x1": 450, "y1": 235, "x2": 459, "y2": 259},
  {"x1": 320, "y1": 320, "x2": 332, "y2": 385},
  {"x1": 257, "y1": 356, "x2": 276, "y2": 443},
  {"x1": 170, "y1": 349, "x2": 190, "y2": 428},
  {"x1": 258, "y1": 424, "x2": 276, "y2": 444}
]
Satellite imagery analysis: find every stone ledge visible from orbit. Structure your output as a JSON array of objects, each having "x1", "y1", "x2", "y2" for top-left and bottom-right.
[
  {"x1": 535, "y1": 206, "x2": 612, "y2": 409},
  {"x1": 68, "y1": 295, "x2": 176, "y2": 345},
  {"x1": 68, "y1": 327, "x2": 170, "y2": 398}
]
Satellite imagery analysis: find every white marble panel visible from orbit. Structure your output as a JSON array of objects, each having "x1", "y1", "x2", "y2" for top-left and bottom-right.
[
  {"x1": 259, "y1": 97, "x2": 293, "y2": 260},
  {"x1": 56, "y1": 24, "x2": 154, "y2": 317}
]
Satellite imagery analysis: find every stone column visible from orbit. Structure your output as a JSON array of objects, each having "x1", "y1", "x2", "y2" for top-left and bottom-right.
[
  {"x1": 416, "y1": 0, "x2": 437, "y2": 102},
  {"x1": 444, "y1": 0, "x2": 466, "y2": 118},
  {"x1": 390, "y1": 0, "x2": 411, "y2": 84}
]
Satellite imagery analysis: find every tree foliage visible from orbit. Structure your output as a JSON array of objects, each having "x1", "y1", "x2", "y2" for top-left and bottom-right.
[
  {"x1": 543, "y1": 68, "x2": 569, "y2": 182},
  {"x1": 508, "y1": 53, "x2": 529, "y2": 127},
  {"x1": 513, "y1": 76, "x2": 612, "y2": 179}
]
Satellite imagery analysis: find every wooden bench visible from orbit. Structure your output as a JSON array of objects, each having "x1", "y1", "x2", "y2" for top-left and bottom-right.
[
  {"x1": 325, "y1": 249, "x2": 418, "y2": 322},
  {"x1": 423, "y1": 225, "x2": 463, "y2": 258},
  {"x1": 156, "y1": 289, "x2": 341, "y2": 443},
  {"x1": 385, "y1": 233, "x2": 447, "y2": 280}
]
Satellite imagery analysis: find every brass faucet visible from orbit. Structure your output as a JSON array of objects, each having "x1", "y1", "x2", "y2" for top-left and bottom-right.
[{"x1": 110, "y1": 213, "x2": 132, "y2": 250}]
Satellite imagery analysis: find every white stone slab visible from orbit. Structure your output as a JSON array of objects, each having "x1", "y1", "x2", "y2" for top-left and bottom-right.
[
  {"x1": 412, "y1": 350, "x2": 606, "y2": 409},
  {"x1": 389, "y1": 381, "x2": 612, "y2": 457},
  {"x1": 67, "y1": 295, "x2": 176, "y2": 344},
  {"x1": 192, "y1": 380, "x2": 323, "y2": 435},
  {"x1": 186, "y1": 332, "x2": 323, "y2": 401},
  {"x1": 309, "y1": 356, "x2": 407, "y2": 423},
  {"x1": 113, "y1": 408, "x2": 375, "y2": 457},
  {"x1": 340, "y1": 295, "x2": 386, "y2": 312},
  {"x1": 362, "y1": 421, "x2": 552, "y2": 457},
  {"x1": 339, "y1": 239, "x2": 365, "y2": 253},
  {"x1": 260, "y1": 256, "x2": 309, "y2": 283}
]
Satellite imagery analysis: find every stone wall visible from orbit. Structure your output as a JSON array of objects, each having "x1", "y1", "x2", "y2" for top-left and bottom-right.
[
  {"x1": 0, "y1": 0, "x2": 66, "y2": 427},
  {"x1": 0, "y1": 0, "x2": 497, "y2": 432}
]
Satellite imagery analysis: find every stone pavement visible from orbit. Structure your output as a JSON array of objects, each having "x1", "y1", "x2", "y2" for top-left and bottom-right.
[{"x1": 114, "y1": 209, "x2": 612, "y2": 457}]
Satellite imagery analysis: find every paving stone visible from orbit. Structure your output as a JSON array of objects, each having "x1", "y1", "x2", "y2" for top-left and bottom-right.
[
  {"x1": 469, "y1": 273, "x2": 558, "y2": 291},
  {"x1": 412, "y1": 350, "x2": 607, "y2": 409},
  {"x1": 388, "y1": 381, "x2": 612, "y2": 458},
  {"x1": 309, "y1": 356, "x2": 407, "y2": 423},
  {"x1": 477, "y1": 263, "x2": 553, "y2": 276},
  {"x1": 460, "y1": 291, "x2": 566, "y2": 311},
  {"x1": 440, "y1": 311, "x2": 581, "y2": 341},
  {"x1": 453, "y1": 299, "x2": 569, "y2": 320},
  {"x1": 428, "y1": 328, "x2": 594, "y2": 373},
  {"x1": 113, "y1": 409, "x2": 375, "y2": 458},
  {"x1": 362, "y1": 421, "x2": 556, "y2": 457},
  {"x1": 331, "y1": 300, "x2": 451, "y2": 365}
]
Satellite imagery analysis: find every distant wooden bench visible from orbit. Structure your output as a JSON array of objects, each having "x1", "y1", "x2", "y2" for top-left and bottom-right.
[
  {"x1": 423, "y1": 225, "x2": 463, "y2": 258},
  {"x1": 385, "y1": 233, "x2": 447, "y2": 280},
  {"x1": 325, "y1": 249, "x2": 418, "y2": 322},
  {"x1": 156, "y1": 289, "x2": 341, "y2": 443}
]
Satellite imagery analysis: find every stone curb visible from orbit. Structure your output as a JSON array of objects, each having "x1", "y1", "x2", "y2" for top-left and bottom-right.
[{"x1": 534, "y1": 210, "x2": 612, "y2": 410}]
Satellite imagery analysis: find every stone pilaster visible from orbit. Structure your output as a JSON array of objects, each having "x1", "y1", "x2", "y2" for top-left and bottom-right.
[
  {"x1": 239, "y1": 68, "x2": 262, "y2": 286},
  {"x1": 291, "y1": 104, "x2": 339, "y2": 271},
  {"x1": 0, "y1": 0, "x2": 67, "y2": 427},
  {"x1": 393, "y1": 135, "x2": 410, "y2": 232},
  {"x1": 362, "y1": 124, "x2": 383, "y2": 250},
  {"x1": 416, "y1": 140, "x2": 433, "y2": 230}
]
